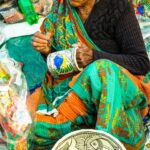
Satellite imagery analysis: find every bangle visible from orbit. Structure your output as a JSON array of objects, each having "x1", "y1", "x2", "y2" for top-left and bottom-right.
[{"x1": 72, "y1": 48, "x2": 83, "y2": 72}]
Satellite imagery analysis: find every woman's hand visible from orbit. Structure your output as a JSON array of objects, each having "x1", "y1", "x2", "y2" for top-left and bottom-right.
[
  {"x1": 75, "y1": 43, "x2": 94, "y2": 68},
  {"x1": 32, "y1": 31, "x2": 52, "y2": 55}
]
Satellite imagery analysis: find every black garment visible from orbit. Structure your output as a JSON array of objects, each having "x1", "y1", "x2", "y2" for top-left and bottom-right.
[{"x1": 84, "y1": 0, "x2": 150, "y2": 75}]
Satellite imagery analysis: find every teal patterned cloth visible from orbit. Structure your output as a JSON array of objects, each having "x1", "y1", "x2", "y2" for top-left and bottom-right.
[{"x1": 6, "y1": 35, "x2": 47, "y2": 90}]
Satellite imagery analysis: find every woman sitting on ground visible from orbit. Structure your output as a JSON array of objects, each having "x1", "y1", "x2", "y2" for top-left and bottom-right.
[{"x1": 31, "y1": 0, "x2": 150, "y2": 149}]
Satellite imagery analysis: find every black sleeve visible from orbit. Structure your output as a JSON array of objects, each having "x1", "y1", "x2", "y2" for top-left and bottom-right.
[{"x1": 93, "y1": 4, "x2": 150, "y2": 75}]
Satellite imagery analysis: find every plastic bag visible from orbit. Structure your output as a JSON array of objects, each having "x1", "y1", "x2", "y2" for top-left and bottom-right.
[
  {"x1": 0, "y1": 48, "x2": 32, "y2": 150},
  {"x1": 144, "y1": 120, "x2": 150, "y2": 150}
]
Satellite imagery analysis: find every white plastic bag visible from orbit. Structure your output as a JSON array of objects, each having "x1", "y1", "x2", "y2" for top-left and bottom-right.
[{"x1": 0, "y1": 49, "x2": 32, "y2": 149}]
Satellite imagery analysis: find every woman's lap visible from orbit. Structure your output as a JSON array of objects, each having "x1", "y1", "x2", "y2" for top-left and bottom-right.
[
  {"x1": 71, "y1": 59, "x2": 146, "y2": 147},
  {"x1": 32, "y1": 59, "x2": 147, "y2": 149}
]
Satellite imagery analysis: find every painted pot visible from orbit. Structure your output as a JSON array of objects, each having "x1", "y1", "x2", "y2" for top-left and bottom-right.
[{"x1": 47, "y1": 48, "x2": 82, "y2": 76}]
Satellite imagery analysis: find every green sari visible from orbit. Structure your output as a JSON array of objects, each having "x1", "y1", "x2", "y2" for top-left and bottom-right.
[{"x1": 28, "y1": 0, "x2": 150, "y2": 149}]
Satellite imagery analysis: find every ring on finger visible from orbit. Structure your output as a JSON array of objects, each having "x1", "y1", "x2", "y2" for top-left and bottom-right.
[{"x1": 47, "y1": 40, "x2": 51, "y2": 45}]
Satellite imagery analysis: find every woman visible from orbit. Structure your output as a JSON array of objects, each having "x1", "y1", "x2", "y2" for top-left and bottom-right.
[{"x1": 31, "y1": 0, "x2": 150, "y2": 149}]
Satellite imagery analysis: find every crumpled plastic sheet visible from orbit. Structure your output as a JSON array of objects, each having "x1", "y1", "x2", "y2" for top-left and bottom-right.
[
  {"x1": 0, "y1": 45, "x2": 32, "y2": 150},
  {"x1": 144, "y1": 111, "x2": 150, "y2": 150}
]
